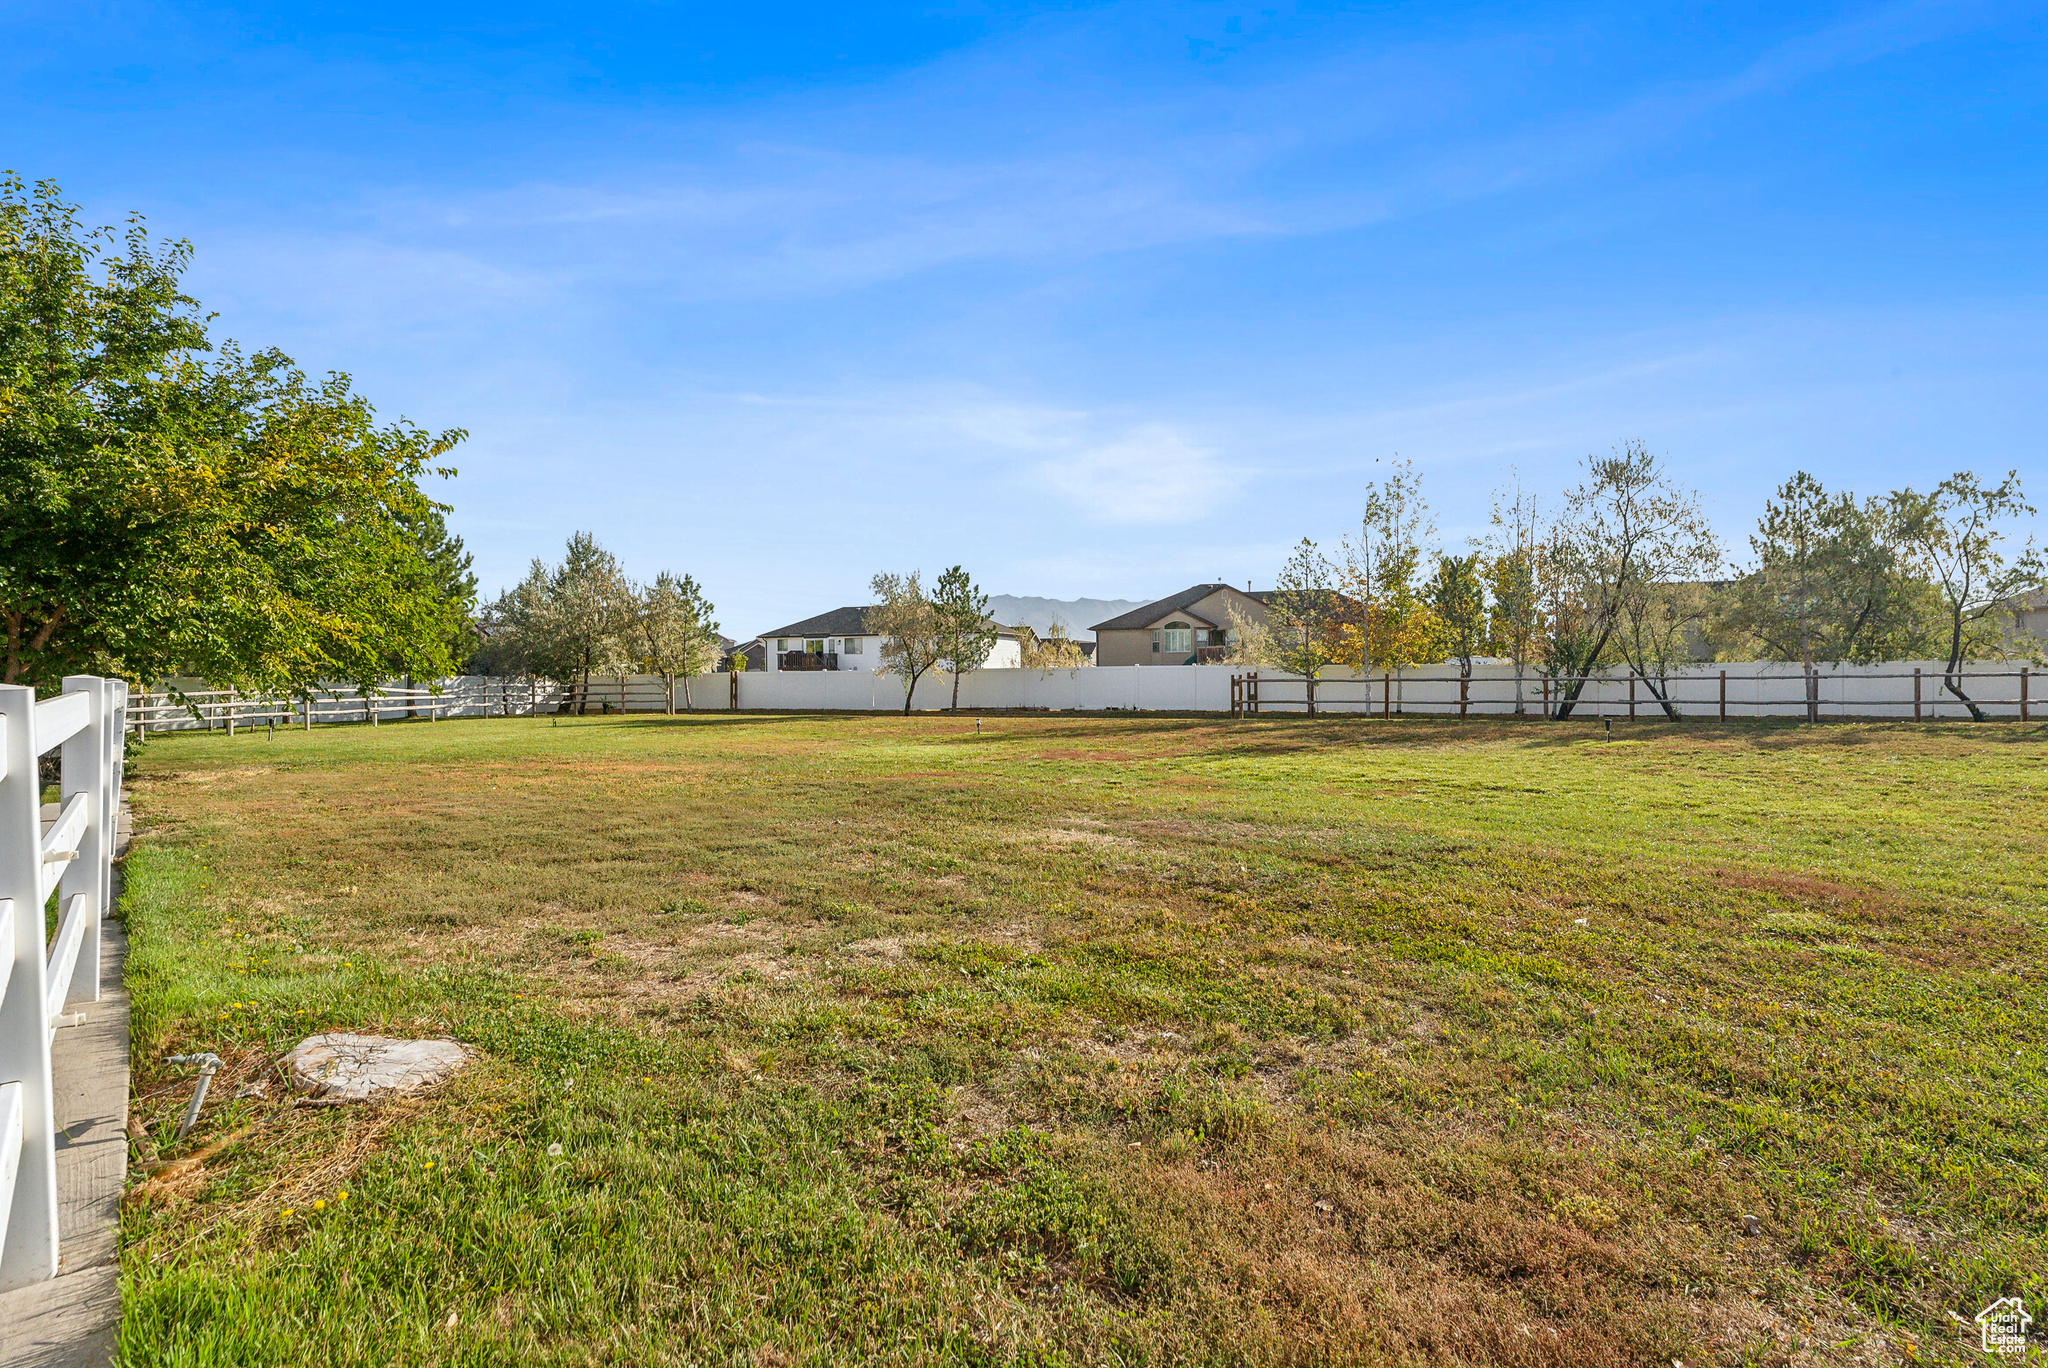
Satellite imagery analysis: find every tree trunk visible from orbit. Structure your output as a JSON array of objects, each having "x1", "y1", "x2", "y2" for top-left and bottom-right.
[
  {"x1": 1551, "y1": 624, "x2": 1617, "y2": 720},
  {"x1": 1942, "y1": 608, "x2": 1986, "y2": 720},
  {"x1": 1512, "y1": 658, "x2": 1525, "y2": 715},
  {"x1": 1639, "y1": 671, "x2": 1681, "y2": 722},
  {"x1": 951, "y1": 669, "x2": 961, "y2": 714}
]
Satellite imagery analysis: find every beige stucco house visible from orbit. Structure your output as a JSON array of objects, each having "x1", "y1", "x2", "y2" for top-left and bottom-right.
[{"x1": 1090, "y1": 584, "x2": 1269, "y2": 666}]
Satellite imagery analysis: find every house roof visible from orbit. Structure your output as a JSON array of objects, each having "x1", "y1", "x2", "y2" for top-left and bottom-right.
[
  {"x1": 1090, "y1": 584, "x2": 1269, "y2": 633},
  {"x1": 761, "y1": 606, "x2": 1021, "y2": 640},
  {"x1": 760, "y1": 606, "x2": 873, "y2": 638}
]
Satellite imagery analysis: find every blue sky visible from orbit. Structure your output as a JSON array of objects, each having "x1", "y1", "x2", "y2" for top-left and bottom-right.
[{"x1": 8, "y1": 1, "x2": 2045, "y2": 636}]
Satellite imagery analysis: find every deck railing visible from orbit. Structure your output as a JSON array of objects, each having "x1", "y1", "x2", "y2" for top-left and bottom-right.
[{"x1": 0, "y1": 676, "x2": 126, "y2": 1290}]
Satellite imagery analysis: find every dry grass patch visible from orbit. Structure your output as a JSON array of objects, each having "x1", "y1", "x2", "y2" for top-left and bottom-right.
[{"x1": 117, "y1": 711, "x2": 2048, "y2": 1366}]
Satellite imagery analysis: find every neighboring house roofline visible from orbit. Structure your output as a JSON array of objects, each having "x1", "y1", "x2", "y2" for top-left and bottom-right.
[
  {"x1": 1090, "y1": 584, "x2": 1269, "y2": 633},
  {"x1": 761, "y1": 606, "x2": 1022, "y2": 641},
  {"x1": 759, "y1": 606, "x2": 874, "y2": 639}
]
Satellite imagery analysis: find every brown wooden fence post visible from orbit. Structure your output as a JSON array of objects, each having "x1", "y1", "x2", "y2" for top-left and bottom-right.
[
  {"x1": 1542, "y1": 675, "x2": 1550, "y2": 719},
  {"x1": 730, "y1": 671, "x2": 740, "y2": 711},
  {"x1": 1459, "y1": 675, "x2": 1468, "y2": 718},
  {"x1": 1719, "y1": 670, "x2": 1727, "y2": 721},
  {"x1": 1383, "y1": 672, "x2": 1391, "y2": 719},
  {"x1": 1628, "y1": 675, "x2": 1636, "y2": 720},
  {"x1": 1913, "y1": 668, "x2": 1922, "y2": 721},
  {"x1": 2022, "y1": 667, "x2": 2030, "y2": 722}
]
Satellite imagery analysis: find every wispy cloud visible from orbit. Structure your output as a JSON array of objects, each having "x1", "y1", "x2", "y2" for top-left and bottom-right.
[{"x1": 1031, "y1": 422, "x2": 1237, "y2": 522}]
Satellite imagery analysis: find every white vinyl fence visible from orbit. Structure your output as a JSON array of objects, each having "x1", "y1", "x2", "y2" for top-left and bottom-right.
[
  {"x1": 0, "y1": 676, "x2": 126, "y2": 1291},
  {"x1": 125, "y1": 660, "x2": 2041, "y2": 731},
  {"x1": 129, "y1": 677, "x2": 565, "y2": 734}
]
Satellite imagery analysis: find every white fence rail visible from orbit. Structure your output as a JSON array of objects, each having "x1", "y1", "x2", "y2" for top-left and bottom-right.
[
  {"x1": 125, "y1": 660, "x2": 2042, "y2": 730},
  {"x1": 0, "y1": 676, "x2": 126, "y2": 1291},
  {"x1": 129, "y1": 677, "x2": 565, "y2": 734}
]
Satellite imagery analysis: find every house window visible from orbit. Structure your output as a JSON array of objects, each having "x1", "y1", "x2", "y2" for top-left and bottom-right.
[
  {"x1": 842, "y1": 636, "x2": 863, "y2": 655},
  {"x1": 1163, "y1": 622, "x2": 1192, "y2": 653},
  {"x1": 776, "y1": 638, "x2": 789, "y2": 652},
  {"x1": 807, "y1": 639, "x2": 825, "y2": 654},
  {"x1": 1151, "y1": 631, "x2": 1160, "y2": 653}
]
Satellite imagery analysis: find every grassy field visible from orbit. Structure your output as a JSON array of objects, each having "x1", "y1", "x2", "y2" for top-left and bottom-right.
[{"x1": 114, "y1": 710, "x2": 2048, "y2": 1366}]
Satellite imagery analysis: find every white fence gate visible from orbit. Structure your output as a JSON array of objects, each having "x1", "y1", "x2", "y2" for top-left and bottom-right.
[{"x1": 0, "y1": 676, "x2": 126, "y2": 1290}]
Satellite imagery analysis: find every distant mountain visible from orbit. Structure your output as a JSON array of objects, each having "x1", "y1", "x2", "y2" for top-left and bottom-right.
[{"x1": 988, "y1": 595, "x2": 1149, "y2": 638}]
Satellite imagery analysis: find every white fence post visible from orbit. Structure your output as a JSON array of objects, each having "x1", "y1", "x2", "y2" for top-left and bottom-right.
[
  {"x1": 0, "y1": 684, "x2": 58, "y2": 1288},
  {"x1": 0, "y1": 677, "x2": 121, "y2": 1291},
  {"x1": 58, "y1": 678, "x2": 107, "y2": 1005}
]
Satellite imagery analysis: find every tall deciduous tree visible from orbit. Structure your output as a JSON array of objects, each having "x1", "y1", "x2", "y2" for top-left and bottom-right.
[
  {"x1": 484, "y1": 533, "x2": 637, "y2": 713},
  {"x1": 1720, "y1": 472, "x2": 1936, "y2": 718},
  {"x1": 639, "y1": 572, "x2": 720, "y2": 713},
  {"x1": 0, "y1": 175, "x2": 472, "y2": 692},
  {"x1": 932, "y1": 565, "x2": 998, "y2": 714},
  {"x1": 1547, "y1": 442, "x2": 1720, "y2": 721},
  {"x1": 1340, "y1": 457, "x2": 1435, "y2": 677},
  {"x1": 1269, "y1": 538, "x2": 1342, "y2": 715},
  {"x1": 1889, "y1": 470, "x2": 2042, "y2": 720},
  {"x1": 1428, "y1": 552, "x2": 1487, "y2": 682},
  {"x1": 1484, "y1": 480, "x2": 1547, "y2": 714},
  {"x1": 867, "y1": 571, "x2": 944, "y2": 714}
]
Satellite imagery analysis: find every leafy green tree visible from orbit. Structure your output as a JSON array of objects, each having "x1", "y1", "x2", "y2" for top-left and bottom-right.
[
  {"x1": 867, "y1": 571, "x2": 944, "y2": 714},
  {"x1": 1889, "y1": 470, "x2": 2043, "y2": 720},
  {"x1": 1719, "y1": 472, "x2": 1936, "y2": 719},
  {"x1": 1269, "y1": 538, "x2": 1342, "y2": 715},
  {"x1": 932, "y1": 564, "x2": 998, "y2": 714},
  {"x1": 484, "y1": 533, "x2": 637, "y2": 713},
  {"x1": 639, "y1": 571, "x2": 720, "y2": 712},
  {"x1": 0, "y1": 174, "x2": 468, "y2": 693},
  {"x1": 1428, "y1": 552, "x2": 1487, "y2": 681},
  {"x1": 400, "y1": 504, "x2": 479, "y2": 672}
]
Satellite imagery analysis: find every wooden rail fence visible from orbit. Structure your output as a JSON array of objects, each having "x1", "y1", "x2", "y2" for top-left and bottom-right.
[{"x1": 1228, "y1": 666, "x2": 2037, "y2": 720}]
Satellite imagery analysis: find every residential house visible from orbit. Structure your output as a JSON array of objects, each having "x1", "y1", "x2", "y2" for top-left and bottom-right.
[
  {"x1": 2005, "y1": 589, "x2": 2048, "y2": 648},
  {"x1": 758, "y1": 606, "x2": 1023, "y2": 671},
  {"x1": 1091, "y1": 584, "x2": 1269, "y2": 666}
]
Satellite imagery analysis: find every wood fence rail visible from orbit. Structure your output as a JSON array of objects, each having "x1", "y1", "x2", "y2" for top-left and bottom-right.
[
  {"x1": 0, "y1": 676, "x2": 126, "y2": 1291},
  {"x1": 1229, "y1": 665, "x2": 2036, "y2": 721}
]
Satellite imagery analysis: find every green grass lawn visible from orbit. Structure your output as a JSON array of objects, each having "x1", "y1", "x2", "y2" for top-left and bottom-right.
[{"x1": 115, "y1": 711, "x2": 2048, "y2": 1366}]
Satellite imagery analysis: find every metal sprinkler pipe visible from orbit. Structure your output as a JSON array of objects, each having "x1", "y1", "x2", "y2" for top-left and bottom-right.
[{"x1": 164, "y1": 1053, "x2": 223, "y2": 1140}]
